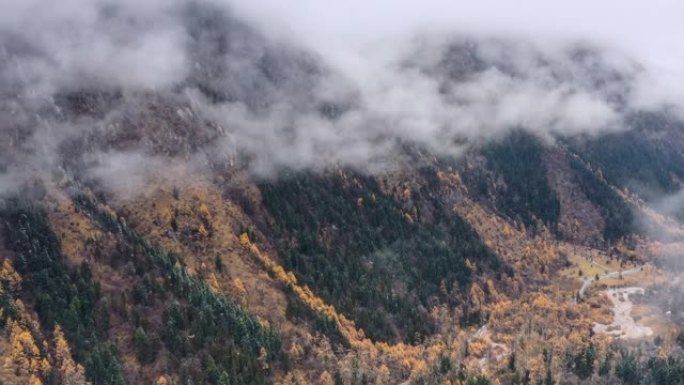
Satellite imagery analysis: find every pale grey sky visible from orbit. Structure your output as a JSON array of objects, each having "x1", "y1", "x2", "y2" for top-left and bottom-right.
[
  {"x1": 227, "y1": 0, "x2": 682, "y2": 64},
  {"x1": 227, "y1": 0, "x2": 684, "y2": 107}
]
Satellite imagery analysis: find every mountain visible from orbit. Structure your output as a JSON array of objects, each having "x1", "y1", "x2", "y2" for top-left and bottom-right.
[{"x1": 2, "y1": 2, "x2": 684, "y2": 385}]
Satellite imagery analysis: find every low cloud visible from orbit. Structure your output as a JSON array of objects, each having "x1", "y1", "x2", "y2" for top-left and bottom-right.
[{"x1": 0, "y1": 0, "x2": 682, "y2": 199}]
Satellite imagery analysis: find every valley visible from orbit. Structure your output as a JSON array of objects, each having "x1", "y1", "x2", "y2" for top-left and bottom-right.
[{"x1": 2, "y1": 2, "x2": 684, "y2": 384}]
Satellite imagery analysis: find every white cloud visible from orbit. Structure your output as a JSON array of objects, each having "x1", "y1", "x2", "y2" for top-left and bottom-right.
[{"x1": 1, "y1": 0, "x2": 684, "y2": 196}]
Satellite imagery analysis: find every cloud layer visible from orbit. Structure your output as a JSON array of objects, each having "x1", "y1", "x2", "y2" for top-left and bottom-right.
[{"x1": 0, "y1": 0, "x2": 682, "y2": 197}]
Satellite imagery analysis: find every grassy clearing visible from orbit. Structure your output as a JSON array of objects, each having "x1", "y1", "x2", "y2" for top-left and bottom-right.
[{"x1": 560, "y1": 250, "x2": 638, "y2": 282}]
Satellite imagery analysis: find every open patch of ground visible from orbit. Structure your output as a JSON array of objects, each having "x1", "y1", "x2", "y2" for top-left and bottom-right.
[{"x1": 593, "y1": 287, "x2": 654, "y2": 339}]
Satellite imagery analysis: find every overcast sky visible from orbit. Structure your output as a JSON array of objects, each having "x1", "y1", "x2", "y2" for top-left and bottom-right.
[
  {"x1": 227, "y1": 0, "x2": 682, "y2": 59},
  {"x1": 228, "y1": 0, "x2": 684, "y2": 91}
]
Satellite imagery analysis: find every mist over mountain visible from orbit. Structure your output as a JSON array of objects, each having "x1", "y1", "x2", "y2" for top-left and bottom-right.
[{"x1": 2, "y1": 0, "x2": 682, "y2": 195}]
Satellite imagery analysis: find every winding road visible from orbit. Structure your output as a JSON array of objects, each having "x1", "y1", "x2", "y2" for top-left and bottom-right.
[{"x1": 578, "y1": 266, "x2": 643, "y2": 298}]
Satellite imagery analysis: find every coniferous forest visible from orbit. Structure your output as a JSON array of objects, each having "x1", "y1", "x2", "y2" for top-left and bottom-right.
[{"x1": 2, "y1": 2, "x2": 684, "y2": 384}]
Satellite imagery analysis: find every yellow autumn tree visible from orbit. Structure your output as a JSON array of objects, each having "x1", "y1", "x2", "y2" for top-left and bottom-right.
[
  {"x1": 53, "y1": 325, "x2": 89, "y2": 385},
  {"x1": 28, "y1": 374, "x2": 43, "y2": 385},
  {"x1": 0, "y1": 258, "x2": 22, "y2": 292},
  {"x1": 7, "y1": 320, "x2": 50, "y2": 377},
  {"x1": 319, "y1": 370, "x2": 334, "y2": 385},
  {"x1": 207, "y1": 272, "x2": 221, "y2": 291},
  {"x1": 469, "y1": 282, "x2": 485, "y2": 312},
  {"x1": 198, "y1": 203, "x2": 211, "y2": 221},
  {"x1": 375, "y1": 364, "x2": 390, "y2": 385}
]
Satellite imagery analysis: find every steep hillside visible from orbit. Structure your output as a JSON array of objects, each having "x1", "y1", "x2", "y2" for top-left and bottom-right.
[
  {"x1": 258, "y1": 171, "x2": 500, "y2": 343},
  {"x1": 4, "y1": 128, "x2": 684, "y2": 384},
  {"x1": 3, "y1": 2, "x2": 684, "y2": 384},
  {"x1": 566, "y1": 113, "x2": 684, "y2": 210}
]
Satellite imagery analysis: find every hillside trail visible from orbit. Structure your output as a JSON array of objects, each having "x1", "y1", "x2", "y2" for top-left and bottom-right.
[{"x1": 579, "y1": 266, "x2": 643, "y2": 298}]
